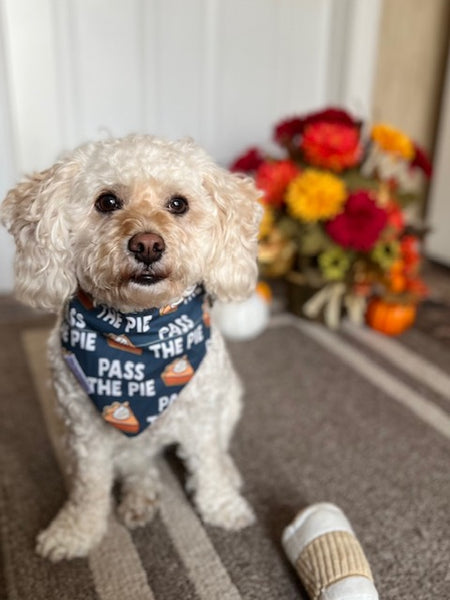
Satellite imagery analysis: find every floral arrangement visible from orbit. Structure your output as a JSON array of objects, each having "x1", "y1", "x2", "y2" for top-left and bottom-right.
[{"x1": 231, "y1": 108, "x2": 431, "y2": 330}]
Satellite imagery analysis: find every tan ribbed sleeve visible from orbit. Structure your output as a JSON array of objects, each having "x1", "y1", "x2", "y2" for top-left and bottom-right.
[{"x1": 295, "y1": 531, "x2": 374, "y2": 600}]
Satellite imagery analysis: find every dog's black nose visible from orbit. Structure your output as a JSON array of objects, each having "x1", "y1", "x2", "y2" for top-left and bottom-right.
[{"x1": 128, "y1": 232, "x2": 165, "y2": 265}]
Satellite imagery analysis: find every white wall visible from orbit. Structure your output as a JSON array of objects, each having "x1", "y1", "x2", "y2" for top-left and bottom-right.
[{"x1": 0, "y1": 0, "x2": 381, "y2": 293}]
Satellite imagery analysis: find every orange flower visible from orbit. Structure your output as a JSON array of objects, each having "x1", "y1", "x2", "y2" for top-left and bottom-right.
[
  {"x1": 388, "y1": 260, "x2": 407, "y2": 293},
  {"x1": 255, "y1": 160, "x2": 300, "y2": 207},
  {"x1": 388, "y1": 240, "x2": 426, "y2": 298},
  {"x1": 300, "y1": 122, "x2": 362, "y2": 172},
  {"x1": 371, "y1": 123, "x2": 415, "y2": 160}
]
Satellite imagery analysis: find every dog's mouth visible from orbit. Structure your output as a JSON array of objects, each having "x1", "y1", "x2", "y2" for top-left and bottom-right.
[{"x1": 129, "y1": 270, "x2": 168, "y2": 287}]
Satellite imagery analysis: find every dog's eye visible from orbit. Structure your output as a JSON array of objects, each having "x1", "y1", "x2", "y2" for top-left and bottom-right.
[
  {"x1": 166, "y1": 195, "x2": 189, "y2": 215},
  {"x1": 95, "y1": 192, "x2": 123, "y2": 213}
]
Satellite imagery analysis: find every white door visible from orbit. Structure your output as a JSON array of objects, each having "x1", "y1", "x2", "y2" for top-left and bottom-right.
[{"x1": 0, "y1": 0, "x2": 381, "y2": 292}]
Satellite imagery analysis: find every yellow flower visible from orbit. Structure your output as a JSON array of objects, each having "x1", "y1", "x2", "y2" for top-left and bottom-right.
[
  {"x1": 286, "y1": 169, "x2": 346, "y2": 222},
  {"x1": 371, "y1": 123, "x2": 415, "y2": 160},
  {"x1": 258, "y1": 204, "x2": 274, "y2": 239}
]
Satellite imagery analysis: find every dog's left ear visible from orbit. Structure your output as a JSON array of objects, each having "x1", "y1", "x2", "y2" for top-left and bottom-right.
[{"x1": 202, "y1": 166, "x2": 263, "y2": 302}]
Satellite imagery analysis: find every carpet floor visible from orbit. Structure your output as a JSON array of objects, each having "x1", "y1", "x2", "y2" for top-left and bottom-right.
[{"x1": 0, "y1": 301, "x2": 449, "y2": 600}]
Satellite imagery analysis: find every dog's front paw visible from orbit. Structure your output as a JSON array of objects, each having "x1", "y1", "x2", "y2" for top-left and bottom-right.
[
  {"x1": 36, "y1": 508, "x2": 107, "y2": 561},
  {"x1": 117, "y1": 488, "x2": 159, "y2": 529},
  {"x1": 197, "y1": 491, "x2": 256, "y2": 531}
]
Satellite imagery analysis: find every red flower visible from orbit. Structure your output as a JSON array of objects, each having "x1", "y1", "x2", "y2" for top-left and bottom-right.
[
  {"x1": 325, "y1": 191, "x2": 388, "y2": 251},
  {"x1": 401, "y1": 235, "x2": 421, "y2": 274},
  {"x1": 385, "y1": 200, "x2": 405, "y2": 234},
  {"x1": 230, "y1": 147, "x2": 264, "y2": 173},
  {"x1": 300, "y1": 107, "x2": 360, "y2": 130},
  {"x1": 405, "y1": 277, "x2": 428, "y2": 298},
  {"x1": 273, "y1": 107, "x2": 361, "y2": 147},
  {"x1": 411, "y1": 144, "x2": 432, "y2": 179},
  {"x1": 273, "y1": 117, "x2": 304, "y2": 146},
  {"x1": 255, "y1": 160, "x2": 300, "y2": 207},
  {"x1": 300, "y1": 122, "x2": 362, "y2": 171}
]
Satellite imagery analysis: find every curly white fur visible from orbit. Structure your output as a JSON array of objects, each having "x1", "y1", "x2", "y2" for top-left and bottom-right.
[{"x1": 1, "y1": 135, "x2": 262, "y2": 561}]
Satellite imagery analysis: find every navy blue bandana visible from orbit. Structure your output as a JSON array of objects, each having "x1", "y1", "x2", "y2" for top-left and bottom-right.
[{"x1": 61, "y1": 285, "x2": 211, "y2": 437}]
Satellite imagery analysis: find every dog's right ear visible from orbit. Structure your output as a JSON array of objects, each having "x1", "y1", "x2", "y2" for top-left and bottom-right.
[{"x1": 0, "y1": 159, "x2": 79, "y2": 312}]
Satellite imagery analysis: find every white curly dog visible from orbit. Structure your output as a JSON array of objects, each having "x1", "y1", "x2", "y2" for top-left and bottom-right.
[{"x1": 1, "y1": 135, "x2": 262, "y2": 562}]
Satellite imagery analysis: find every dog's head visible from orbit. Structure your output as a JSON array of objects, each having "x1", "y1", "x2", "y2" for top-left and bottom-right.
[{"x1": 1, "y1": 135, "x2": 262, "y2": 312}]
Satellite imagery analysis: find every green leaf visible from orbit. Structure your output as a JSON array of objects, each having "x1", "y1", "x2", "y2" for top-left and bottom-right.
[{"x1": 299, "y1": 223, "x2": 332, "y2": 256}]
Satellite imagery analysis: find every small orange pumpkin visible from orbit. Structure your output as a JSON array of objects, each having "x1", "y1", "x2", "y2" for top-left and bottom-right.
[{"x1": 366, "y1": 297, "x2": 416, "y2": 336}]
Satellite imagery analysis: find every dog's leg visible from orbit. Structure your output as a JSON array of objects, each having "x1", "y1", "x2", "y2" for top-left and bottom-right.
[
  {"x1": 217, "y1": 367, "x2": 245, "y2": 491},
  {"x1": 116, "y1": 457, "x2": 161, "y2": 529},
  {"x1": 173, "y1": 330, "x2": 255, "y2": 530},
  {"x1": 36, "y1": 431, "x2": 114, "y2": 561},
  {"x1": 178, "y1": 429, "x2": 255, "y2": 531}
]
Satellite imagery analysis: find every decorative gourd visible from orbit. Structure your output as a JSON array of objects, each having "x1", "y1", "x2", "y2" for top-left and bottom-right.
[{"x1": 366, "y1": 297, "x2": 416, "y2": 336}]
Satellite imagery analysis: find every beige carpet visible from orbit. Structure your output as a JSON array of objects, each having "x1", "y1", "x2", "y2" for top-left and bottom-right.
[{"x1": 1, "y1": 307, "x2": 449, "y2": 599}]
